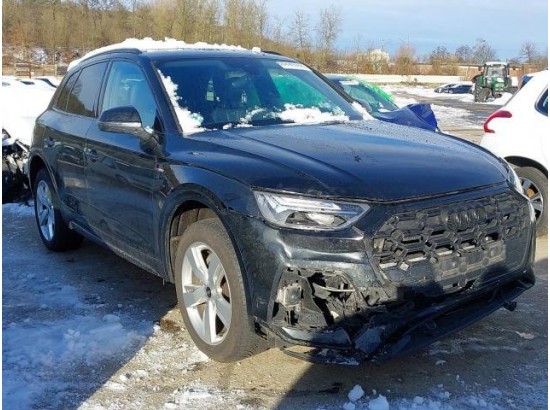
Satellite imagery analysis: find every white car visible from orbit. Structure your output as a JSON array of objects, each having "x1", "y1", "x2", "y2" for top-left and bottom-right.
[
  {"x1": 481, "y1": 70, "x2": 548, "y2": 235},
  {"x1": 2, "y1": 77, "x2": 55, "y2": 146}
]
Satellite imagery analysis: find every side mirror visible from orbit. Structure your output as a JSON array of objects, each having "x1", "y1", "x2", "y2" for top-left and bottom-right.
[{"x1": 98, "y1": 106, "x2": 143, "y2": 134}]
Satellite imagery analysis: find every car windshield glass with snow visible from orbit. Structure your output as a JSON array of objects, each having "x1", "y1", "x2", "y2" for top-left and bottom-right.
[{"x1": 155, "y1": 57, "x2": 362, "y2": 131}]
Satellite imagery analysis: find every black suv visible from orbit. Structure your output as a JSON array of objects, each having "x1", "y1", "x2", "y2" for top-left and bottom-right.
[{"x1": 28, "y1": 44, "x2": 536, "y2": 364}]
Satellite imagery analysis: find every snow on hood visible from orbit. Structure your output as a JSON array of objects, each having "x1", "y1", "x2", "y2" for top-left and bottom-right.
[{"x1": 68, "y1": 37, "x2": 248, "y2": 70}]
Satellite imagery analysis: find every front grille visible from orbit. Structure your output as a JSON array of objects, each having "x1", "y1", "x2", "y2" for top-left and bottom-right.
[{"x1": 370, "y1": 191, "x2": 531, "y2": 289}]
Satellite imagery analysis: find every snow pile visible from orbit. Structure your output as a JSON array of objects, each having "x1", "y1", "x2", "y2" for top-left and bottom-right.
[
  {"x1": 157, "y1": 70, "x2": 205, "y2": 134},
  {"x1": 164, "y1": 384, "x2": 244, "y2": 409},
  {"x1": 69, "y1": 37, "x2": 247, "y2": 70},
  {"x1": 348, "y1": 384, "x2": 365, "y2": 401},
  {"x1": 276, "y1": 104, "x2": 349, "y2": 124},
  {"x1": 367, "y1": 394, "x2": 390, "y2": 410},
  {"x1": 1, "y1": 202, "x2": 34, "y2": 216},
  {"x1": 2, "y1": 80, "x2": 55, "y2": 145}
]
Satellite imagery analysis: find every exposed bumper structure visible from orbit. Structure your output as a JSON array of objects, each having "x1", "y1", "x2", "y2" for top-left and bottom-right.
[
  {"x1": 277, "y1": 268, "x2": 534, "y2": 364},
  {"x1": 230, "y1": 185, "x2": 536, "y2": 363}
]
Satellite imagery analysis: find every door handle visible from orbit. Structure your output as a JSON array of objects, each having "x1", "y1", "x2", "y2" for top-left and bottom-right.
[
  {"x1": 44, "y1": 136, "x2": 55, "y2": 148},
  {"x1": 85, "y1": 148, "x2": 98, "y2": 162}
]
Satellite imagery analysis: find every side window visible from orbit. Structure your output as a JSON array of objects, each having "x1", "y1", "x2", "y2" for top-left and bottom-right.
[
  {"x1": 66, "y1": 62, "x2": 108, "y2": 117},
  {"x1": 536, "y1": 89, "x2": 548, "y2": 116},
  {"x1": 54, "y1": 72, "x2": 79, "y2": 112},
  {"x1": 102, "y1": 61, "x2": 158, "y2": 129}
]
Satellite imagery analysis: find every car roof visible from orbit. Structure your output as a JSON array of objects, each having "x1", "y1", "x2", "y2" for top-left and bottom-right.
[{"x1": 68, "y1": 38, "x2": 291, "y2": 71}]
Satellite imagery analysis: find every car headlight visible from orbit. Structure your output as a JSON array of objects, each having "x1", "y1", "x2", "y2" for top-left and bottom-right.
[
  {"x1": 254, "y1": 191, "x2": 370, "y2": 231},
  {"x1": 505, "y1": 163, "x2": 523, "y2": 194}
]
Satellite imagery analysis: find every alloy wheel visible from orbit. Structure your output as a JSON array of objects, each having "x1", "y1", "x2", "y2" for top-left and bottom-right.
[
  {"x1": 520, "y1": 177, "x2": 544, "y2": 222},
  {"x1": 180, "y1": 242, "x2": 232, "y2": 345},
  {"x1": 36, "y1": 180, "x2": 55, "y2": 241}
]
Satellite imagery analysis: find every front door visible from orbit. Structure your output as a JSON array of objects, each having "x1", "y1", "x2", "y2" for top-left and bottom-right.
[{"x1": 85, "y1": 60, "x2": 164, "y2": 269}]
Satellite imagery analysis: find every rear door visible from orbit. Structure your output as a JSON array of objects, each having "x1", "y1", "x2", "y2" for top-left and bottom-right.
[
  {"x1": 84, "y1": 60, "x2": 164, "y2": 269},
  {"x1": 40, "y1": 62, "x2": 107, "y2": 225}
]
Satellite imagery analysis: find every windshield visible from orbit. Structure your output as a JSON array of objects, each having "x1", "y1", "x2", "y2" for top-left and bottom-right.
[
  {"x1": 154, "y1": 56, "x2": 363, "y2": 133},
  {"x1": 337, "y1": 79, "x2": 398, "y2": 113},
  {"x1": 484, "y1": 65, "x2": 506, "y2": 77}
]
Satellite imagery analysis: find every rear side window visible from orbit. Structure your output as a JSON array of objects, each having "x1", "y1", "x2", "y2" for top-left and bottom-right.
[
  {"x1": 54, "y1": 72, "x2": 79, "y2": 111},
  {"x1": 536, "y1": 89, "x2": 548, "y2": 116},
  {"x1": 66, "y1": 62, "x2": 108, "y2": 117}
]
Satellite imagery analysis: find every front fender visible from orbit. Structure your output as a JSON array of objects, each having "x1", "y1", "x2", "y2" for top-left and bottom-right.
[{"x1": 156, "y1": 165, "x2": 261, "y2": 314}]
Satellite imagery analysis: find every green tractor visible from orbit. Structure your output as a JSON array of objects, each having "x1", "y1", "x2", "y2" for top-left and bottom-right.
[{"x1": 473, "y1": 61, "x2": 517, "y2": 102}]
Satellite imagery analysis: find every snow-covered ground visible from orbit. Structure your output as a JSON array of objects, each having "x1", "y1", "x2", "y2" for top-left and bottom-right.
[
  {"x1": 3, "y1": 202, "x2": 547, "y2": 410},
  {"x1": 389, "y1": 91, "x2": 478, "y2": 130},
  {"x1": 382, "y1": 84, "x2": 510, "y2": 131},
  {"x1": 383, "y1": 84, "x2": 513, "y2": 106}
]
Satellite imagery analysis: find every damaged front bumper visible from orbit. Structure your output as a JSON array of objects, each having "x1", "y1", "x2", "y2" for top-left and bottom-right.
[
  {"x1": 228, "y1": 185, "x2": 536, "y2": 364},
  {"x1": 275, "y1": 267, "x2": 535, "y2": 364}
]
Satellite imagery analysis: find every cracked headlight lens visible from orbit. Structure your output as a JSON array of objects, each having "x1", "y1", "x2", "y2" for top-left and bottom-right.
[{"x1": 254, "y1": 191, "x2": 369, "y2": 231}]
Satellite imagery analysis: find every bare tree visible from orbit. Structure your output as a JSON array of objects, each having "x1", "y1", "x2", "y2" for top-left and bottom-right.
[
  {"x1": 394, "y1": 42, "x2": 416, "y2": 75},
  {"x1": 454, "y1": 45, "x2": 473, "y2": 63},
  {"x1": 519, "y1": 41, "x2": 539, "y2": 64},
  {"x1": 289, "y1": 10, "x2": 312, "y2": 61},
  {"x1": 472, "y1": 38, "x2": 497, "y2": 64},
  {"x1": 316, "y1": 5, "x2": 342, "y2": 71}
]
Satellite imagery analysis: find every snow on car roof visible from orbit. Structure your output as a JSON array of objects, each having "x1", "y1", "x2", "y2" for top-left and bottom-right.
[{"x1": 68, "y1": 37, "x2": 254, "y2": 71}]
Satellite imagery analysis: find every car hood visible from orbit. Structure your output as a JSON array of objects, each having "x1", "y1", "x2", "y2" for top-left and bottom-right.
[{"x1": 181, "y1": 121, "x2": 507, "y2": 202}]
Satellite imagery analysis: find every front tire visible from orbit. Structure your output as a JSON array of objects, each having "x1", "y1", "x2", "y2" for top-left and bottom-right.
[
  {"x1": 174, "y1": 217, "x2": 266, "y2": 362},
  {"x1": 33, "y1": 168, "x2": 84, "y2": 251},
  {"x1": 516, "y1": 166, "x2": 547, "y2": 237}
]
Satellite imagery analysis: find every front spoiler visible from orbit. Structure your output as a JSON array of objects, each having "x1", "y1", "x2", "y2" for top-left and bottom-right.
[{"x1": 277, "y1": 268, "x2": 535, "y2": 365}]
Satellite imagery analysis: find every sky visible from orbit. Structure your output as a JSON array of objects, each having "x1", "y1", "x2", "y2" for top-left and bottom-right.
[{"x1": 267, "y1": 0, "x2": 549, "y2": 60}]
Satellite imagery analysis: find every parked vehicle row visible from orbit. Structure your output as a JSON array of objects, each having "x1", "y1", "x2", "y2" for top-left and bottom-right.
[{"x1": 26, "y1": 40, "x2": 535, "y2": 365}]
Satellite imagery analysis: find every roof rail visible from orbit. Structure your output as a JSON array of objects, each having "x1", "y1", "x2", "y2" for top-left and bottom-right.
[{"x1": 262, "y1": 50, "x2": 284, "y2": 56}]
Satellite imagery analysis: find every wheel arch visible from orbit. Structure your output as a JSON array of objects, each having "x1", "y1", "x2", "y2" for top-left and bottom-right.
[
  {"x1": 505, "y1": 156, "x2": 548, "y2": 177},
  {"x1": 159, "y1": 183, "x2": 257, "y2": 310},
  {"x1": 28, "y1": 154, "x2": 49, "y2": 192}
]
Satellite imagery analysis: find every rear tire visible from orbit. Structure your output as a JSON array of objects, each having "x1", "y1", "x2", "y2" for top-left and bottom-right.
[
  {"x1": 474, "y1": 87, "x2": 490, "y2": 102},
  {"x1": 33, "y1": 168, "x2": 84, "y2": 251},
  {"x1": 174, "y1": 217, "x2": 266, "y2": 362},
  {"x1": 515, "y1": 166, "x2": 547, "y2": 237}
]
